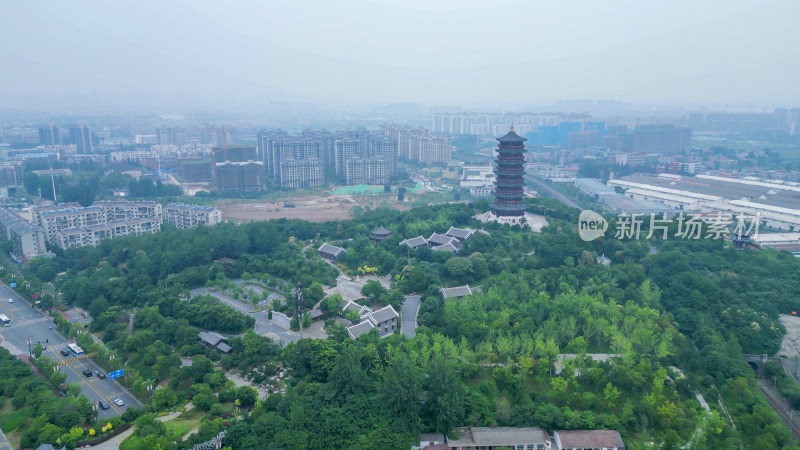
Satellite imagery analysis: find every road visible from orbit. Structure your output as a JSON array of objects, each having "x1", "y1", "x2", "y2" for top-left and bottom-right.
[
  {"x1": 525, "y1": 175, "x2": 581, "y2": 209},
  {"x1": 401, "y1": 295, "x2": 420, "y2": 338},
  {"x1": 0, "y1": 282, "x2": 142, "y2": 419}
]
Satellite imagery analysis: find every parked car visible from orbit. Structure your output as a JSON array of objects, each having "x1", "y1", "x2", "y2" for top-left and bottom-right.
[
  {"x1": 98, "y1": 400, "x2": 110, "y2": 410},
  {"x1": 82, "y1": 369, "x2": 92, "y2": 377},
  {"x1": 113, "y1": 398, "x2": 124, "y2": 406}
]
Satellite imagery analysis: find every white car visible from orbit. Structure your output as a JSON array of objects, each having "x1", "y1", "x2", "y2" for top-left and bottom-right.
[
  {"x1": 7, "y1": 298, "x2": 12, "y2": 303},
  {"x1": 114, "y1": 398, "x2": 124, "y2": 406}
]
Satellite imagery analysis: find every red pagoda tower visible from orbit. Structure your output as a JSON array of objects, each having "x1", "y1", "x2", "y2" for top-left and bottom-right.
[{"x1": 491, "y1": 126, "x2": 527, "y2": 216}]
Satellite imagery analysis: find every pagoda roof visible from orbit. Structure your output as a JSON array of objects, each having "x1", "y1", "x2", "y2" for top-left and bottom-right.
[
  {"x1": 496, "y1": 128, "x2": 527, "y2": 143},
  {"x1": 372, "y1": 225, "x2": 391, "y2": 236}
]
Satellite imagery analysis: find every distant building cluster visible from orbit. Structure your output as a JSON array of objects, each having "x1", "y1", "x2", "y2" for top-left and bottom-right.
[{"x1": 608, "y1": 174, "x2": 800, "y2": 231}]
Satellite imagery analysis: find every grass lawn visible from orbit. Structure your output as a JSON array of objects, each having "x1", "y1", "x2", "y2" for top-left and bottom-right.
[{"x1": 0, "y1": 407, "x2": 33, "y2": 432}]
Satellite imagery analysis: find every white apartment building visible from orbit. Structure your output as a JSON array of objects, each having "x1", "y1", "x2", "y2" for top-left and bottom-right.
[
  {"x1": 165, "y1": 203, "x2": 222, "y2": 230},
  {"x1": 33, "y1": 200, "x2": 163, "y2": 249}
]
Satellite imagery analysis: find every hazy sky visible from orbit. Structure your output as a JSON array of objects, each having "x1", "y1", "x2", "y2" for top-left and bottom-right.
[{"x1": 1, "y1": 0, "x2": 798, "y2": 108}]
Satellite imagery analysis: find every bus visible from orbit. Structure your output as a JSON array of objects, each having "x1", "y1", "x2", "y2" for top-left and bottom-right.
[
  {"x1": 0, "y1": 314, "x2": 10, "y2": 327},
  {"x1": 67, "y1": 343, "x2": 84, "y2": 357}
]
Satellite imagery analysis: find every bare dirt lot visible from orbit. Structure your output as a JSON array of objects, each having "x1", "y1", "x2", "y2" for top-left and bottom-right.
[{"x1": 218, "y1": 194, "x2": 411, "y2": 223}]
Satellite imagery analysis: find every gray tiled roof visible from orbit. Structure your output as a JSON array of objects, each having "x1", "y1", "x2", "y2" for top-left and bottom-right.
[
  {"x1": 400, "y1": 236, "x2": 428, "y2": 248},
  {"x1": 216, "y1": 342, "x2": 233, "y2": 353},
  {"x1": 432, "y1": 242, "x2": 458, "y2": 253},
  {"x1": 318, "y1": 243, "x2": 346, "y2": 256},
  {"x1": 427, "y1": 233, "x2": 456, "y2": 246},
  {"x1": 440, "y1": 285, "x2": 472, "y2": 298},
  {"x1": 347, "y1": 321, "x2": 374, "y2": 339},
  {"x1": 445, "y1": 227, "x2": 474, "y2": 240},
  {"x1": 449, "y1": 427, "x2": 548, "y2": 446},
  {"x1": 370, "y1": 305, "x2": 398, "y2": 324},
  {"x1": 496, "y1": 130, "x2": 527, "y2": 143},
  {"x1": 198, "y1": 331, "x2": 225, "y2": 346},
  {"x1": 372, "y1": 225, "x2": 391, "y2": 237}
]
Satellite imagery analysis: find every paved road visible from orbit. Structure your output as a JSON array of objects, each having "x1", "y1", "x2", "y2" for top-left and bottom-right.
[
  {"x1": 525, "y1": 175, "x2": 581, "y2": 209},
  {"x1": 0, "y1": 282, "x2": 143, "y2": 419},
  {"x1": 401, "y1": 295, "x2": 420, "y2": 338}
]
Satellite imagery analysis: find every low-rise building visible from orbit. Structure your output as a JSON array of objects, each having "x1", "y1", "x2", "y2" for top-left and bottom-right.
[
  {"x1": 400, "y1": 236, "x2": 428, "y2": 249},
  {"x1": 440, "y1": 285, "x2": 476, "y2": 301},
  {"x1": 318, "y1": 243, "x2": 347, "y2": 261},
  {"x1": 165, "y1": 203, "x2": 222, "y2": 230},
  {"x1": 445, "y1": 227, "x2": 474, "y2": 242},
  {"x1": 553, "y1": 430, "x2": 625, "y2": 450},
  {"x1": 427, "y1": 232, "x2": 458, "y2": 248},
  {"x1": 344, "y1": 302, "x2": 400, "y2": 339},
  {"x1": 446, "y1": 427, "x2": 552, "y2": 450}
]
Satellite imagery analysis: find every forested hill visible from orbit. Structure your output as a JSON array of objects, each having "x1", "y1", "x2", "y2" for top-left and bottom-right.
[{"x1": 9, "y1": 198, "x2": 800, "y2": 449}]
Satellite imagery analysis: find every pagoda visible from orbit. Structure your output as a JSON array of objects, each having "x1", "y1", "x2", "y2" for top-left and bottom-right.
[{"x1": 491, "y1": 126, "x2": 527, "y2": 217}]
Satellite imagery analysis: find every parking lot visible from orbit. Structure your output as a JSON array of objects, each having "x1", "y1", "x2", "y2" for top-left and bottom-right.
[{"x1": 0, "y1": 282, "x2": 142, "y2": 418}]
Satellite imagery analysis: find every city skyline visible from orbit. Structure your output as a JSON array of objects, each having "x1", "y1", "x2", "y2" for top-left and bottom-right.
[{"x1": 1, "y1": 1, "x2": 798, "y2": 110}]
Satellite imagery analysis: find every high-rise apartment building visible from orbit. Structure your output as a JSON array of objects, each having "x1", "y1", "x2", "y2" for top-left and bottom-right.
[
  {"x1": 156, "y1": 126, "x2": 186, "y2": 146},
  {"x1": 411, "y1": 136, "x2": 451, "y2": 164},
  {"x1": 38, "y1": 124, "x2": 61, "y2": 146},
  {"x1": 345, "y1": 157, "x2": 389, "y2": 185},
  {"x1": 279, "y1": 158, "x2": 324, "y2": 189},
  {"x1": 69, "y1": 125, "x2": 93, "y2": 153}
]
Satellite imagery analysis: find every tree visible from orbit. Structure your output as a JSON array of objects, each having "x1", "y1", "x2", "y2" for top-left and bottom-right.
[
  {"x1": 423, "y1": 355, "x2": 466, "y2": 435},
  {"x1": 361, "y1": 280, "x2": 387, "y2": 304},
  {"x1": 32, "y1": 343, "x2": 44, "y2": 359},
  {"x1": 235, "y1": 386, "x2": 257, "y2": 407},
  {"x1": 24, "y1": 173, "x2": 40, "y2": 196}
]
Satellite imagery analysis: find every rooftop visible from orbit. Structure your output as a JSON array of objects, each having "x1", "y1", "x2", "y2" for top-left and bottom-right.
[
  {"x1": 440, "y1": 285, "x2": 473, "y2": 299},
  {"x1": 198, "y1": 331, "x2": 226, "y2": 346},
  {"x1": 496, "y1": 128, "x2": 527, "y2": 143},
  {"x1": 448, "y1": 427, "x2": 549, "y2": 447},
  {"x1": 347, "y1": 321, "x2": 374, "y2": 339},
  {"x1": 400, "y1": 236, "x2": 428, "y2": 248},
  {"x1": 370, "y1": 305, "x2": 399, "y2": 323},
  {"x1": 318, "y1": 243, "x2": 347, "y2": 256},
  {"x1": 555, "y1": 430, "x2": 625, "y2": 449}
]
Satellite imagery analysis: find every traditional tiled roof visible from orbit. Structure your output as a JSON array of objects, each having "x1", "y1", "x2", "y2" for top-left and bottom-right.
[
  {"x1": 445, "y1": 226, "x2": 474, "y2": 241},
  {"x1": 400, "y1": 236, "x2": 428, "y2": 248},
  {"x1": 432, "y1": 242, "x2": 458, "y2": 253},
  {"x1": 440, "y1": 285, "x2": 473, "y2": 299},
  {"x1": 427, "y1": 233, "x2": 457, "y2": 246},
  {"x1": 496, "y1": 129, "x2": 527, "y2": 143},
  {"x1": 347, "y1": 321, "x2": 374, "y2": 339},
  {"x1": 370, "y1": 305, "x2": 398, "y2": 324},
  {"x1": 318, "y1": 243, "x2": 347, "y2": 256},
  {"x1": 371, "y1": 225, "x2": 391, "y2": 238}
]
